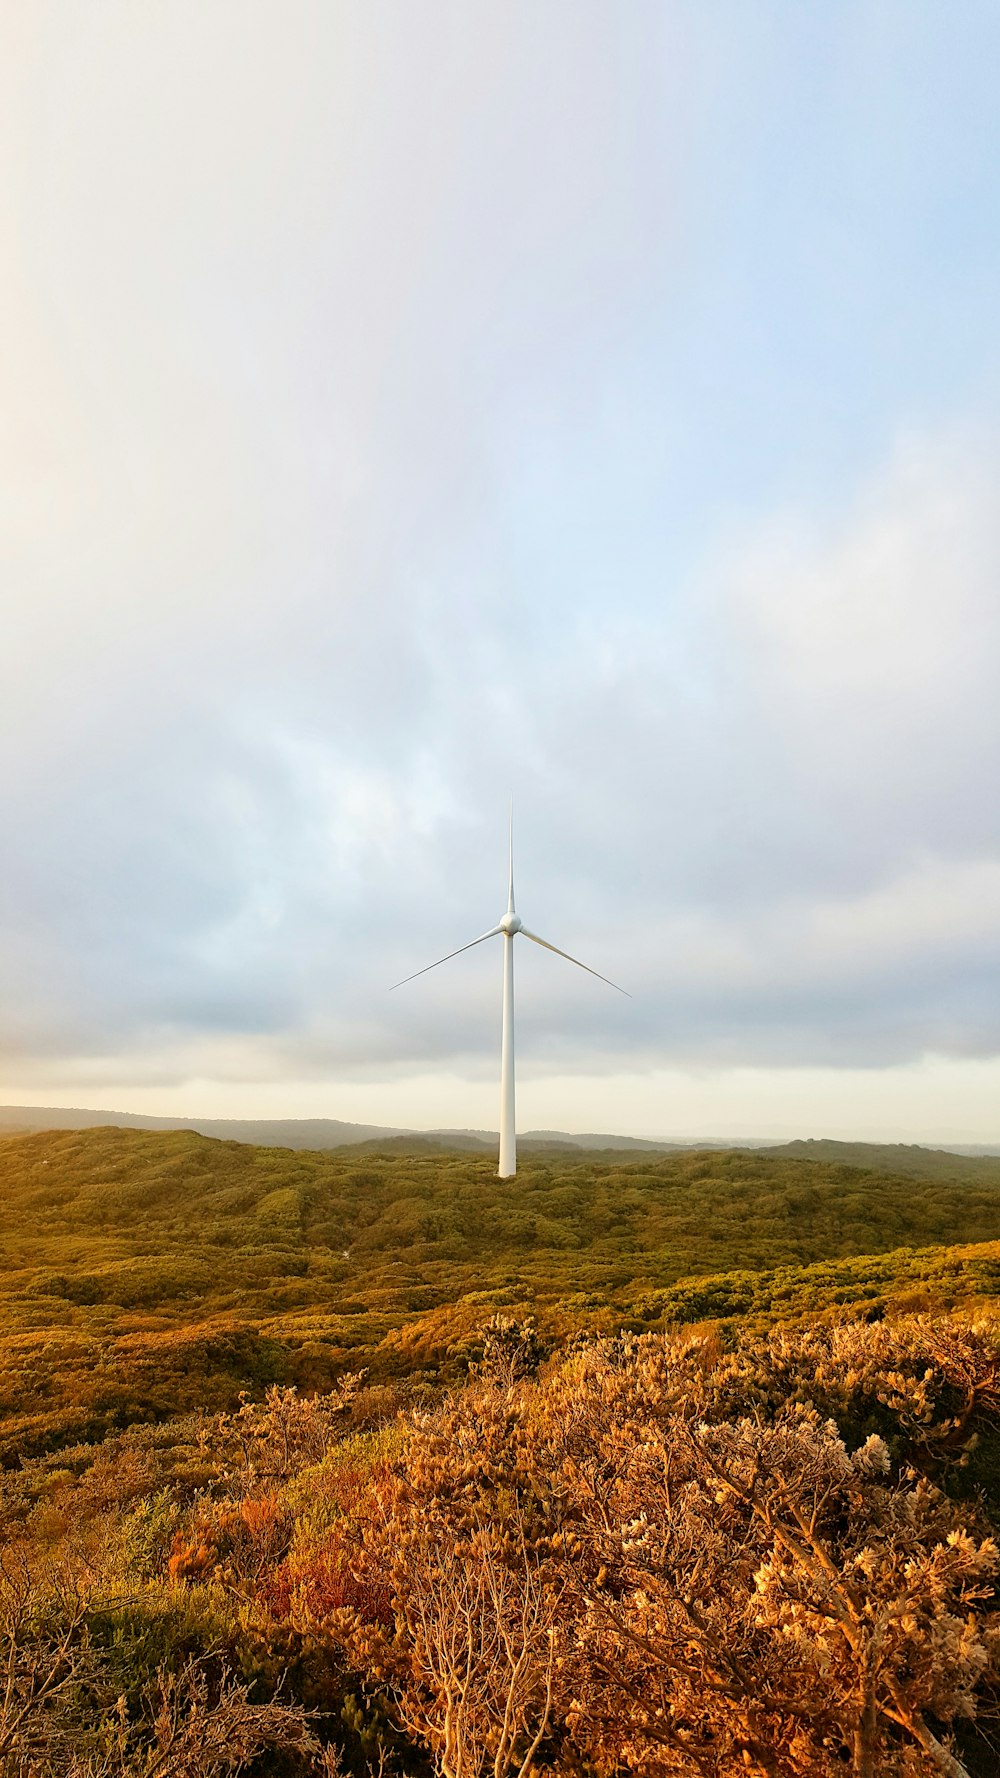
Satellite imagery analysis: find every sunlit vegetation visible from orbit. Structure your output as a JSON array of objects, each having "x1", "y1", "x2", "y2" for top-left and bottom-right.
[
  {"x1": 3, "y1": 1126, "x2": 1000, "y2": 1459},
  {"x1": 3, "y1": 1126, "x2": 1000, "y2": 1773}
]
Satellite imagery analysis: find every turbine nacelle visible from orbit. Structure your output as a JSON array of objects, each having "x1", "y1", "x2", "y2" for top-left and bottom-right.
[{"x1": 499, "y1": 912, "x2": 522, "y2": 935}]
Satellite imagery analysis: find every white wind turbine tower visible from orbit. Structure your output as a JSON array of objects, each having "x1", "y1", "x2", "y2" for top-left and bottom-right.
[{"x1": 391, "y1": 812, "x2": 629, "y2": 1178}]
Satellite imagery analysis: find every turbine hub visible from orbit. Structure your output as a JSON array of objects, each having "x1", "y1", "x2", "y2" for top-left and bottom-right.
[{"x1": 499, "y1": 912, "x2": 522, "y2": 935}]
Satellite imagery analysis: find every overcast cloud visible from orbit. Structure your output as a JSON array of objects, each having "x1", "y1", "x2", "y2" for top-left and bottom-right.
[{"x1": 2, "y1": 3, "x2": 1000, "y2": 1140}]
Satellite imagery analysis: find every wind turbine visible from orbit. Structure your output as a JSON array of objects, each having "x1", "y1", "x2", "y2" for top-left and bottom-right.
[{"x1": 390, "y1": 812, "x2": 629, "y2": 1178}]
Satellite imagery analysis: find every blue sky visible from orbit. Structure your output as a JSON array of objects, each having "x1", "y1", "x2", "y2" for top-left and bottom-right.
[{"x1": 2, "y1": 3, "x2": 1000, "y2": 1139}]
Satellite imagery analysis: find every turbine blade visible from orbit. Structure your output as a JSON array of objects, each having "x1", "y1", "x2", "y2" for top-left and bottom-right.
[
  {"x1": 389, "y1": 927, "x2": 503, "y2": 991},
  {"x1": 519, "y1": 927, "x2": 631, "y2": 996},
  {"x1": 507, "y1": 798, "x2": 515, "y2": 914}
]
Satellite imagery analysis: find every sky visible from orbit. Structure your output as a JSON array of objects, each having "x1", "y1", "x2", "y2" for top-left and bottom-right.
[{"x1": 2, "y1": 2, "x2": 1000, "y2": 1143}]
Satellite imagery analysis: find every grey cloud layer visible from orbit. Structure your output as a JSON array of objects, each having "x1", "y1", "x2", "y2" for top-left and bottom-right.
[
  {"x1": 4, "y1": 424, "x2": 999, "y2": 1087},
  {"x1": 2, "y1": 6, "x2": 999, "y2": 1091}
]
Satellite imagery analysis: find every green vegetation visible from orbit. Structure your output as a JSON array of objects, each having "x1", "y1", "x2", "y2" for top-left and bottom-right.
[
  {"x1": 4, "y1": 1126, "x2": 1000, "y2": 1773},
  {"x1": 2, "y1": 1125, "x2": 1000, "y2": 1461},
  {"x1": 764, "y1": 1136, "x2": 1000, "y2": 1178}
]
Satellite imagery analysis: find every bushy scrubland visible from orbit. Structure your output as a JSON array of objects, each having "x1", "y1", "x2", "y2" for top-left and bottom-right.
[
  {"x1": 4, "y1": 1129, "x2": 1000, "y2": 1774},
  {"x1": 4, "y1": 1314, "x2": 1000, "y2": 1775},
  {"x1": 3, "y1": 1127, "x2": 1000, "y2": 1462}
]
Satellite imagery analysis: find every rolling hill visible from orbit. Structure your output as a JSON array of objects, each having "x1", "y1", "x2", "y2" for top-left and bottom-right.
[{"x1": 2, "y1": 1123, "x2": 1000, "y2": 1462}]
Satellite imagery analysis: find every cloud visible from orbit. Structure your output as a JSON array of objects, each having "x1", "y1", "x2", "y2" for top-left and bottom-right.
[
  {"x1": 2, "y1": 412, "x2": 999, "y2": 1095},
  {"x1": 1, "y1": 7, "x2": 999, "y2": 1126}
]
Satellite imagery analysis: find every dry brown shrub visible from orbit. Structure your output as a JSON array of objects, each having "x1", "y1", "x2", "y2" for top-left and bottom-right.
[{"x1": 318, "y1": 1320, "x2": 1000, "y2": 1778}]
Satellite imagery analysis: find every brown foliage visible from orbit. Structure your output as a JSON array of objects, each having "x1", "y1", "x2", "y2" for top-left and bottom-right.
[
  {"x1": 0, "y1": 1542, "x2": 321, "y2": 1775},
  {"x1": 216, "y1": 1377, "x2": 366, "y2": 1491},
  {"x1": 317, "y1": 1320, "x2": 1000, "y2": 1778}
]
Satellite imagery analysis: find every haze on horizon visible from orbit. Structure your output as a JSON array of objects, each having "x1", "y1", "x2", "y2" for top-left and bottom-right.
[{"x1": 2, "y1": 3, "x2": 1000, "y2": 1146}]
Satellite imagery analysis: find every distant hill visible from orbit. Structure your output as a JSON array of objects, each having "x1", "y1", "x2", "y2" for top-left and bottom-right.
[
  {"x1": 0, "y1": 1105, "x2": 695, "y2": 1154},
  {"x1": 521, "y1": 1129, "x2": 680, "y2": 1151},
  {"x1": 764, "y1": 1138, "x2": 1000, "y2": 1180},
  {"x1": 0, "y1": 1104, "x2": 411, "y2": 1148},
  {"x1": 2, "y1": 1106, "x2": 999, "y2": 1164}
]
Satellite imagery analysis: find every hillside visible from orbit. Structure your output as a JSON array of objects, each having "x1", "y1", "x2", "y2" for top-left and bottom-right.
[
  {"x1": 0, "y1": 1102, "x2": 691, "y2": 1154},
  {"x1": 5, "y1": 1128, "x2": 1000, "y2": 1774},
  {"x1": 764, "y1": 1136, "x2": 1000, "y2": 1178},
  {"x1": 0, "y1": 1103, "x2": 686, "y2": 1153},
  {"x1": 7, "y1": 1103, "x2": 1000, "y2": 1164},
  {"x1": 0, "y1": 1103, "x2": 405, "y2": 1147},
  {"x1": 3, "y1": 1124, "x2": 1000, "y2": 1461}
]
